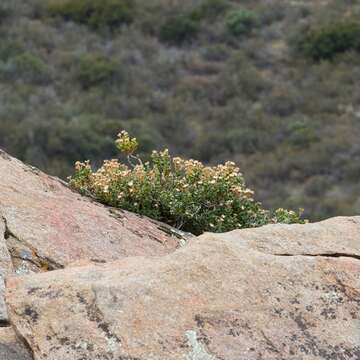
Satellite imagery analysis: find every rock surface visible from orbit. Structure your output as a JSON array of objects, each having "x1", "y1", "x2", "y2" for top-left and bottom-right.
[
  {"x1": 0, "y1": 327, "x2": 32, "y2": 360},
  {"x1": 6, "y1": 216, "x2": 360, "y2": 359},
  {"x1": 0, "y1": 217, "x2": 12, "y2": 323},
  {"x1": 0, "y1": 149, "x2": 191, "y2": 359},
  {"x1": 0, "y1": 149, "x2": 189, "y2": 273},
  {"x1": 214, "y1": 216, "x2": 360, "y2": 257}
]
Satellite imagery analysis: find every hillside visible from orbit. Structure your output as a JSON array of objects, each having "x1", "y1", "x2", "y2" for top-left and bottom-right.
[{"x1": 0, "y1": 0, "x2": 359, "y2": 220}]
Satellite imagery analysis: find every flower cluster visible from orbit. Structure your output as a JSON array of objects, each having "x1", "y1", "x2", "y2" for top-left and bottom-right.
[
  {"x1": 115, "y1": 130, "x2": 138, "y2": 155},
  {"x1": 69, "y1": 131, "x2": 305, "y2": 235}
]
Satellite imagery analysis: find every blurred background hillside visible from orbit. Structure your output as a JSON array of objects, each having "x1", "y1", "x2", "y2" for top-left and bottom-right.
[{"x1": 0, "y1": 0, "x2": 359, "y2": 220}]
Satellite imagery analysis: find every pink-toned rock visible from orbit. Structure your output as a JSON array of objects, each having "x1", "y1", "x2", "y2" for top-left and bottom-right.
[
  {"x1": 6, "y1": 216, "x2": 360, "y2": 359},
  {"x1": 214, "y1": 216, "x2": 360, "y2": 257},
  {"x1": 0, "y1": 149, "x2": 192, "y2": 359},
  {"x1": 0, "y1": 217, "x2": 13, "y2": 323},
  {"x1": 0, "y1": 327, "x2": 32, "y2": 360},
  {"x1": 0, "y1": 149, "x2": 190, "y2": 273}
]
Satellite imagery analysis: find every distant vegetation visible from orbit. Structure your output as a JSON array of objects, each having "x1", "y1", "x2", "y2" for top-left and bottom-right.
[
  {"x1": 0, "y1": 0, "x2": 359, "y2": 222},
  {"x1": 226, "y1": 10, "x2": 258, "y2": 36},
  {"x1": 70, "y1": 131, "x2": 304, "y2": 235},
  {"x1": 159, "y1": 15, "x2": 200, "y2": 45},
  {"x1": 48, "y1": 0, "x2": 136, "y2": 30},
  {"x1": 77, "y1": 55, "x2": 120, "y2": 89},
  {"x1": 300, "y1": 21, "x2": 360, "y2": 60}
]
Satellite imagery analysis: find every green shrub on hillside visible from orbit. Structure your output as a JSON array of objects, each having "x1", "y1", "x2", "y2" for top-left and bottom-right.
[
  {"x1": 77, "y1": 55, "x2": 119, "y2": 89},
  {"x1": 0, "y1": 4, "x2": 11, "y2": 22},
  {"x1": 48, "y1": 0, "x2": 136, "y2": 31},
  {"x1": 226, "y1": 9, "x2": 258, "y2": 36},
  {"x1": 191, "y1": 0, "x2": 230, "y2": 21},
  {"x1": 0, "y1": 40, "x2": 23, "y2": 61},
  {"x1": 301, "y1": 22, "x2": 360, "y2": 61},
  {"x1": 159, "y1": 15, "x2": 200, "y2": 45},
  {"x1": 158, "y1": 0, "x2": 229, "y2": 45},
  {"x1": 286, "y1": 119, "x2": 318, "y2": 148},
  {"x1": 12, "y1": 52, "x2": 50, "y2": 84},
  {"x1": 69, "y1": 131, "x2": 304, "y2": 235}
]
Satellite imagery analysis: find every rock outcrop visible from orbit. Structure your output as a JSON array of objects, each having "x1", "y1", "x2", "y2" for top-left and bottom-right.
[
  {"x1": 0, "y1": 150, "x2": 189, "y2": 273},
  {"x1": 0, "y1": 327, "x2": 32, "y2": 360},
  {"x1": 1, "y1": 150, "x2": 360, "y2": 359},
  {"x1": 5, "y1": 216, "x2": 360, "y2": 359},
  {"x1": 0, "y1": 150, "x2": 191, "y2": 359}
]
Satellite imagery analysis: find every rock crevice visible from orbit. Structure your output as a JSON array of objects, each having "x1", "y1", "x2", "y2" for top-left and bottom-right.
[
  {"x1": 2, "y1": 216, "x2": 63, "y2": 274},
  {"x1": 274, "y1": 252, "x2": 360, "y2": 261}
]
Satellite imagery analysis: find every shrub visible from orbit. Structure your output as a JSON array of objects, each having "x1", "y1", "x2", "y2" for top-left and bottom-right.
[
  {"x1": 48, "y1": 0, "x2": 136, "y2": 31},
  {"x1": 286, "y1": 119, "x2": 318, "y2": 148},
  {"x1": 191, "y1": 0, "x2": 230, "y2": 21},
  {"x1": 11, "y1": 52, "x2": 50, "y2": 84},
  {"x1": 69, "y1": 131, "x2": 304, "y2": 235},
  {"x1": 258, "y1": 3, "x2": 285, "y2": 25},
  {"x1": 300, "y1": 22, "x2": 360, "y2": 61},
  {"x1": 201, "y1": 44, "x2": 230, "y2": 62},
  {"x1": 0, "y1": 4, "x2": 11, "y2": 23},
  {"x1": 224, "y1": 128, "x2": 259, "y2": 154},
  {"x1": 0, "y1": 40, "x2": 23, "y2": 62},
  {"x1": 226, "y1": 9, "x2": 258, "y2": 36},
  {"x1": 77, "y1": 55, "x2": 119, "y2": 89},
  {"x1": 159, "y1": 15, "x2": 200, "y2": 45}
]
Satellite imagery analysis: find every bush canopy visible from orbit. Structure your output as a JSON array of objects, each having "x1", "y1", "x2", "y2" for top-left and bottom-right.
[
  {"x1": 301, "y1": 22, "x2": 360, "y2": 61},
  {"x1": 48, "y1": 0, "x2": 136, "y2": 31},
  {"x1": 70, "y1": 131, "x2": 304, "y2": 235}
]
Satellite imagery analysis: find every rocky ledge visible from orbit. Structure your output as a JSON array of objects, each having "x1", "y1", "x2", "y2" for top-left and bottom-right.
[{"x1": 0, "y1": 150, "x2": 360, "y2": 359}]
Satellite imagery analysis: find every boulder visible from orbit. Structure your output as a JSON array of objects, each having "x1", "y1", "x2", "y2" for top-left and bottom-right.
[
  {"x1": 6, "y1": 216, "x2": 360, "y2": 359},
  {"x1": 0, "y1": 149, "x2": 190, "y2": 274},
  {"x1": 0, "y1": 149, "x2": 191, "y2": 359},
  {"x1": 0, "y1": 327, "x2": 32, "y2": 360},
  {"x1": 214, "y1": 216, "x2": 360, "y2": 257}
]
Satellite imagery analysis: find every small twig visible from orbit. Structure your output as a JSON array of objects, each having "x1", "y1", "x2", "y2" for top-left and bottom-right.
[{"x1": 127, "y1": 154, "x2": 143, "y2": 168}]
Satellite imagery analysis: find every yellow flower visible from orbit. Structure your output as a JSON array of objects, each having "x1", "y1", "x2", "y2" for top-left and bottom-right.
[{"x1": 116, "y1": 130, "x2": 138, "y2": 155}]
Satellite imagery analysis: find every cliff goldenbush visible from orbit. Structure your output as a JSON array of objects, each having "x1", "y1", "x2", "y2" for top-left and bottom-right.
[
  {"x1": 70, "y1": 131, "x2": 304, "y2": 235},
  {"x1": 300, "y1": 22, "x2": 360, "y2": 61},
  {"x1": 226, "y1": 9, "x2": 258, "y2": 36},
  {"x1": 48, "y1": 0, "x2": 136, "y2": 31}
]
